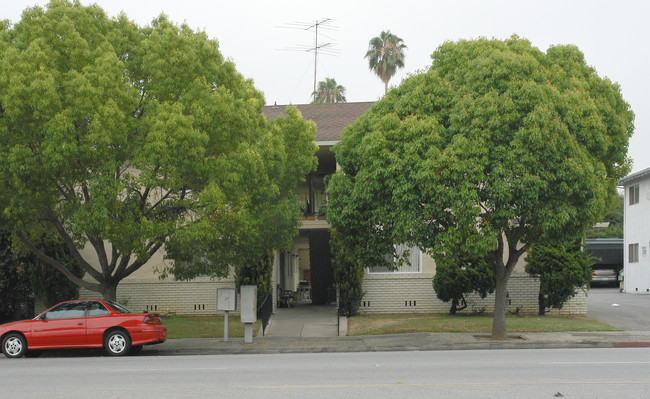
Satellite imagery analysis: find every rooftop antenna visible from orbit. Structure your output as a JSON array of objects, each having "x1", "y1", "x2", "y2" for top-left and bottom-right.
[{"x1": 277, "y1": 19, "x2": 340, "y2": 102}]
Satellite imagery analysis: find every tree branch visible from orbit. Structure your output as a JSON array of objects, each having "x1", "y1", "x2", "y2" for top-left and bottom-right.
[
  {"x1": 113, "y1": 253, "x2": 131, "y2": 281},
  {"x1": 122, "y1": 242, "x2": 163, "y2": 278},
  {"x1": 16, "y1": 231, "x2": 102, "y2": 292},
  {"x1": 87, "y1": 235, "x2": 110, "y2": 279},
  {"x1": 47, "y1": 214, "x2": 104, "y2": 282},
  {"x1": 147, "y1": 189, "x2": 173, "y2": 214},
  {"x1": 108, "y1": 243, "x2": 118, "y2": 274}
]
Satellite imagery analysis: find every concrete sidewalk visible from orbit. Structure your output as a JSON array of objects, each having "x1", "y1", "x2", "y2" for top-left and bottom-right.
[
  {"x1": 264, "y1": 304, "x2": 341, "y2": 338},
  {"x1": 152, "y1": 330, "x2": 650, "y2": 356}
]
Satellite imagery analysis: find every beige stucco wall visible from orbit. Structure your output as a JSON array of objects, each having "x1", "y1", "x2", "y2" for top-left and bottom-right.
[
  {"x1": 420, "y1": 244, "x2": 528, "y2": 275},
  {"x1": 79, "y1": 243, "x2": 170, "y2": 281},
  {"x1": 79, "y1": 241, "x2": 240, "y2": 284}
]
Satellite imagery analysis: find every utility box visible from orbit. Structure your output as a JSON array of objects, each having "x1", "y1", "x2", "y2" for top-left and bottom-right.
[
  {"x1": 217, "y1": 288, "x2": 237, "y2": 312},
  {"x1": 240, "y1": 285, "x2": 257, "y2": 323}
]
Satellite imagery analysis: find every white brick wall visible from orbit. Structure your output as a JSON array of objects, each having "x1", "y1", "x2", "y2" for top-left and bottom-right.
[
  {"x1": 78, "y1": 272, "x2": 587, "y2": 316},
  {"x1": 79, "y1": 277, "x2": 238, "y2": 316},
  {"x1": 360, "y1": 273, "x2": 587, "y2": 315}
]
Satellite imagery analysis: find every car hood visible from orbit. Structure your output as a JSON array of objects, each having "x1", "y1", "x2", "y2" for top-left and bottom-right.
[{"x1": 0, "y1": 319, "x2": 31, "y2": 331}]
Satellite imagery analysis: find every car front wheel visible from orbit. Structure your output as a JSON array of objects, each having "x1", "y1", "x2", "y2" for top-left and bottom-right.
[
  {"x1": 2, "y1": 333, "x2": 27, "y2": 358},
  {"x1": 104, "y1": 330, "x2": 131, "y2": 356}
]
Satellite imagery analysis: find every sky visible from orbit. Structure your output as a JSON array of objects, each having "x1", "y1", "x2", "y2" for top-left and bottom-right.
[{"x1": 4, "y1": 0, "x2": 650, "y2": 173}]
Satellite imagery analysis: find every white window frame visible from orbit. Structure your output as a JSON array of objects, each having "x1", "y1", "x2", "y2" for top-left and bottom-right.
[
  {"x1": 629, "y1": 184, "x2": 640, "y2": 205},
  {"x1": 629, "y1": 243, "x2": 639, "y2": 263},
  {"x1": 368, "y1": 245, "x2": 422, "y2": 274}
]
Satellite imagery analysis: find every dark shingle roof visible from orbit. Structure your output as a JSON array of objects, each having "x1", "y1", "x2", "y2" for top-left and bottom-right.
[{"x1": 263, "y1": 102, "x2": 374, "y2": 142}]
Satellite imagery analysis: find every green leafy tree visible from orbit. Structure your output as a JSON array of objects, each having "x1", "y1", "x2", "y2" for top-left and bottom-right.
[
  {"x1": 330, "y1": 228, "x2": 365, "y2": 316},
  {"x1": 1, "y1": 229, "x2": 81, "y2": 317},
  {"x1": 525, "y1": 241, "x2": 593, "y2": 315},
  {"x1": 312, "y1": 78, "x2": 347, "y2": 104},
  {"x1": 26, "y1": 236, "x2": 85, "y2": 307},
  {"x1": 585, "y1": 194, "x2": 623, "y2": 238},
  {"x1": 432, "y1": 250, "x2": 495, "y2": 314},
  {"x1": 0, "y1": 1, "x2": 317, "y2": 301},
  {"x1": 329, "y1": 36, "x2": 633, "y2": 339},
  {"x1": 364, "y1": 30, "x2": 407, "y2": 94},
  {"x1": 0, "y1": 231, "x2": 33, "y2": 322}
]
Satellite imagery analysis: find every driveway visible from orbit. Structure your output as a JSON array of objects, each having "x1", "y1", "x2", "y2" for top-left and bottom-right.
[{"x1": 587, "y1": 287, "x2": 650, "y2": 331}]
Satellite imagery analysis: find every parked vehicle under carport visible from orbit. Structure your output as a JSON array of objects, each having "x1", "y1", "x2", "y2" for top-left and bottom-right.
[{"x1": 590, "y1": 267, "x2": 619, "y2": 287}]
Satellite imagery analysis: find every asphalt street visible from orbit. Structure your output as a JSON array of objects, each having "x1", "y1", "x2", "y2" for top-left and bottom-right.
[{"x1": 2, "y1": 348, "x2": 650, "y2": 399}]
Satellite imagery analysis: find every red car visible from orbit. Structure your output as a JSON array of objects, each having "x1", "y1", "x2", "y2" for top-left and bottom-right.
[{"x1": 0, "y1": 299, "x2": 167, "y2": 358}]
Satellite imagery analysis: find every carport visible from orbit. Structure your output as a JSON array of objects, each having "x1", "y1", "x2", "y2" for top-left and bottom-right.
[{"x1": 585, "y1": 238, "x2": 623, "y2": 269}]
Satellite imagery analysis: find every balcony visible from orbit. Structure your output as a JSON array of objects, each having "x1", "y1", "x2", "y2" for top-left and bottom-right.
[{"x1": 297, "y1": 174, "x2": 329, "y2": 223}]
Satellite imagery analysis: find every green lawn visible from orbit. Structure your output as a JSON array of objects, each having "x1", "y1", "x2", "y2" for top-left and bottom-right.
[
  {"x1": 163, "y1": 316, "x2": 261, "y2": 339},
  {"x1": 347, "y1": 313, "x2": 619, "y2": 336},
  {"x1": 161, "y1": 313, "x2": 617, "y2": 339}
]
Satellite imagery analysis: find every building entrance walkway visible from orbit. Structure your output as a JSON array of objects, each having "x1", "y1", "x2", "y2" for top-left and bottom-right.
[{"x1": 266, "y1": 304, "x2": 338, "y2": 338}]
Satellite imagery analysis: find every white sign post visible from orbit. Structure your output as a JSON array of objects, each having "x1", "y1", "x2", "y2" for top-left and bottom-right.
[
  {"x1": 240, "y1": 285, "x2": 257, "y2": 344},
  {"x1": 217, "y1": 288, "x2": 237, "y2": 342}
]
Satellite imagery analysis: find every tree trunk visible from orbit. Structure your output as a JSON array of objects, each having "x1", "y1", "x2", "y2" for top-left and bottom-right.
[
  {"x1": 491, "y1": 266, "x2": 509, "y2": 340},
  {"x1": 450, "y1": 296, "x2": 467, "y2": 314},
  {"x1": 538, "y1": 292, "x2": 546, "y2": 316},
  {"x1": 450, "y1": 298, "x2": 458, "y2": 315},
  {"x1": 101, "y1": 284, "x2": 118, "y2": 302}
]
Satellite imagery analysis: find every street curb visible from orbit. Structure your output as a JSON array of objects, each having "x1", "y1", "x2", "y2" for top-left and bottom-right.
[
  {"x1": 611, "y1": 342, "x2": 650, "y2": 348},
  {"x1": 154, "y1": 342, "x2": 616, "y2": 356},
  {"x1": 149, "y1": 334, "x2": 650, "y2": 357}
]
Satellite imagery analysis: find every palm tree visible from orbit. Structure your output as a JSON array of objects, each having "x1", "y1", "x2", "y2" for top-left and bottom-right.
[
  {"x1": 312, "y1": 78, "x2": 347, "y2": 104},
  {"x1": 364, "y1": 30, "x2": 407, "y2": 94}
]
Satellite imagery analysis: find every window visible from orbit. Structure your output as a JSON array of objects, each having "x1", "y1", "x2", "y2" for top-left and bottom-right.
[
  {"x1": 88, "y1": 301, "x2": 110, "y2": 317},
  {"x1": 368, "y1": 244, "x2": 422, "y2": 273},
  {"x1": 44, "y1": 302, "x2": 88, "y2": 320},
  {"x1": 629, "y1": 184, "x2": 640, "y2": 205},
  {"x1": 629, "y1": 243, "x2": 639, "y2": 263},
  {"x1": 105, "y1": 301, "x2": 133, "y2": 314}
]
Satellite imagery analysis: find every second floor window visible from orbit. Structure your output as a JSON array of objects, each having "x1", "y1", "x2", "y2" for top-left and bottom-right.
[
  {"x1": 629, "y1": 184, "x2": 640, "y2": 205},
  {"x1": 629, "y1": 243, "x2": 639, "y2": 263}
]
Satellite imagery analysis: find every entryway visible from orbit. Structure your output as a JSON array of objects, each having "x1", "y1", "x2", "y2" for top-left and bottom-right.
[{"x1": 277, "y1": 229, "x2": 335, "y2": 306}]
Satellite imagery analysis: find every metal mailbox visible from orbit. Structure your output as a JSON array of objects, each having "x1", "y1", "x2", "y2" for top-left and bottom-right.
[{"x1": 217, "y1": 288, "x2": 237, "y2": 311}]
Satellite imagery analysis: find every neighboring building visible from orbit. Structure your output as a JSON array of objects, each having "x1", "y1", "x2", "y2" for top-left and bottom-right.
[
  {"x1": 78, "y1": 102, "x2": 587, "y2": 316},
  {"x1": 620, "y1": 167, "x2": 650, "y2": 294}
]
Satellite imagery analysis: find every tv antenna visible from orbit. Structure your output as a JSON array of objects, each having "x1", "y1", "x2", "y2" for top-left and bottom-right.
[{"x1": 277, "y1": 19, "x2": 340, "y2": 101}]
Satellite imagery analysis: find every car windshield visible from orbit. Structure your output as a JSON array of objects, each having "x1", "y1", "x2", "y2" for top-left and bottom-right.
[{"x1": 105, "y1": 301, "x2": 134, "y2": 314}]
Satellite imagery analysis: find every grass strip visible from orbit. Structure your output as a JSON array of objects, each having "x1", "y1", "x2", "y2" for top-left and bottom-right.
[
  {"x1": 163, "y1": 316, "x2": 261, "y2": 339},
  {"x1": 348, "y1": 313, "x2": 619, "y2": 336}
]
